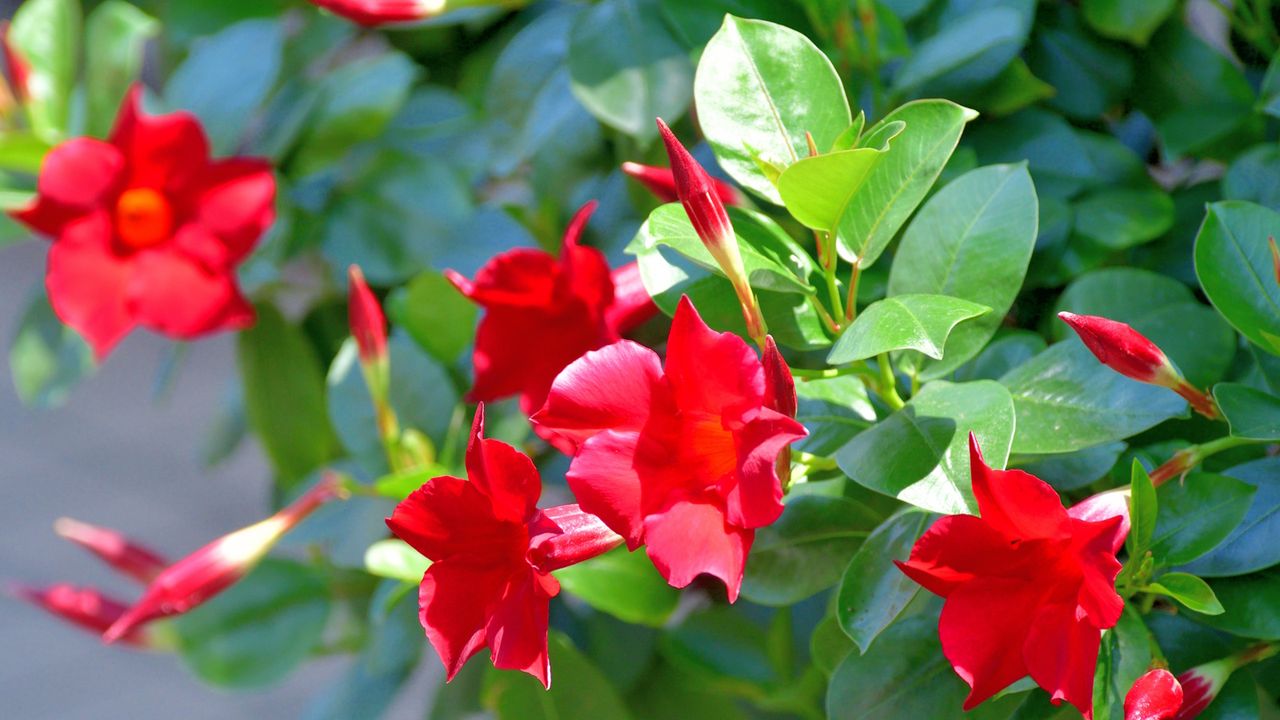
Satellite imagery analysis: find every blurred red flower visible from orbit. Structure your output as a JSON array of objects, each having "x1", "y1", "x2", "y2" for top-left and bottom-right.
[
  {"x1": 621, "y1": 161, "x2": 742, "y2": 207},
  {"x1": 11, "y1": 85, "x2": 275, "y2": 358},
  {"x1": 9, "y1": 583, "x2": 155, "y2": 648},
  {"x1": 309, "y1": 0, "x2": 439, "y2": 26}
]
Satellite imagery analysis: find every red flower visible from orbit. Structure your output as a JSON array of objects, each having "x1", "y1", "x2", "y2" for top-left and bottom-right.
[
  {"x1": 54, "y1": 517, "x2": 168, "y2": 584},
  {"x1": 11, "y1": 85, "x2": 275, "y2": 358},
  {"x1": 8, "y1": 583, "x2": 155, "y2": 648},
  {"x1": 348, "y1": 265, "x2": 388, "y2": 366},
  {"x1": 1125, "y1": 668, "x2": 1183, "y2": 720},
  {"x1": 531, "y1": 297, "x2": 807, "y2": 601},
  {"x1": 309, "y1": 0, "x2": 440, "y2": 26},
  {"x1": 895, "y1": 435, "x2": 1127, "y2": 719},
  {"x1": 1172, "y1": 658, "x2": 1233, "y2": 720},
  {"x1": 103, "y1": 475, "x2": 342, "y2": 643},
  {"x1": 621, "y1": 161, "x2": 742, "y2": 207},
  {"x1": 385, "y1": 404, "x2": 622, "y2": 687},
  {"x1": 446, "y1": 201, "x2": 656, "y2": 425}
]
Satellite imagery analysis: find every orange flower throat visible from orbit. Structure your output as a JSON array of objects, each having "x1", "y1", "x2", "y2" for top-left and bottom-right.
[{"x1": 115, "y1": 187, "x2": 173, "y2": 249}]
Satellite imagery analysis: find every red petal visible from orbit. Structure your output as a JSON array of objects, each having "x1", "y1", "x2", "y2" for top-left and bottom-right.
[
  {"x1": 532, "y1": 340, "x2": 668, "y2": 445},
  {"x1": 968, "y1": 434, "x2": 1069, "y2": 540},
  {"x1": 604, "y1": 261, "x2": 658, "y2": 336},
  {"x1": 938, "y1": 577, "x2": 1039, "y2": 710},
  {"x1": 468, "y1": 305, "x2": 605, "y2": 414},
  {"x1": 1125, "y1": 669, "x2": 1183, "y2": 720},
  {"x1": 125, "y1": 246, "x2": 253, "y2": 339},
  {"x1": 642, "y1": 499, "x2": 751, "y2": 602},
  {"x1": 1071, "y1": 516, "x2": 1125, "y2": 629},
  {"x1": 419, "y1": 562, "x2": 508, "y2": 681},
  {"x1": 1024, "y1": 600, "x2": 1104, "y2": 719},
  {"x1": 895, "y1": 514, "x2": 1023, "y2": 597},
  {"x1": 724, "y1": 408, "x2": 806, "y2": 528},
  {"x1": 14, "y1": 138, "x2": 124, "y2": 237},
  {"x1": 455, "y1": 249, "x2": 560, "y2": 308},
  {"x1": 564, "y1": 430, "x2": 648, "y2": 548},
  {"x1": 385, "y1": 476, "x2": 522, "y2": 564},
  {"x1": 110, "y1": 85, "x2": 210, "y2": 194},
  {"x1": 191, "y1": 158, "x2": 275, "y2": 266},
  {"x1": 761, "y1": 336, "x2": 798, "y2": 418},
  {"x1": 557, "y1": 201, "x2": 614, "y2": 320},
  {"x1": 1069, "y1": 489, "x2": 1131, "y2": 555},
  {"x1": 464, "y1": 404, "x2": 541, "y2": 524},
  {"x1": 486, "y1": 571, "x2": 558, "y2": 688},
  {"x1": 665, "y1": 296, "x2": 764, "y2": 415},
  {"x1": 45, "y1": 213, "x2": 135, "y2": 358}
]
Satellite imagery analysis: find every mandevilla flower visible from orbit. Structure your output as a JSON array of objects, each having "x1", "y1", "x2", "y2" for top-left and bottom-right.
[
  {"x1": 1171, "y1": 643, "x2": 1280, "y2": 720},
  {"x1": 895, "y1": 435, "x2": 1127, "y2": 718},
  {"x1": 11, "y1": 85, "x2": 275, "y2": 358},
  {"x1": 103, "y1": 475, "x2": 343, "y2": 643},
  {"x1": 446, "y1": 200, "x2": 656, "y2": 433},
  {"x1": 1057, "y1": 312, "x2": 1219, "y2": 419},
  {"x1": 309, "y1": 0, "x2": 441, "y2": 26},
  {"x1": 655, "y1": 118, "x2": 767, "y2": 345},
  {"x1": 532, "y1": 296, "x2": 807, "y2": 601},
  {"x1": 386, "y1": 404, "x2": 622, "y2": 688},
  {"x1": 54, "y1": 517, "x2": 168, "y2": 584},
  {"x1": 620, "y1": 161, "x2": 742, "y2": 207},
  {"x1": 8, "y1": 583, "x2": 157, "y2": 648},
  {"x1": 1125, "y1": 668, "x2": 1183, "y2": 720}
]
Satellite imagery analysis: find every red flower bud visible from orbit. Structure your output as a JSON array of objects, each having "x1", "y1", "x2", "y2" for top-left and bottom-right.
[
  {"x1": 348, "y1": 264, "x2": 388, "y2": 366},
  {"x1": 54, "y1": 517, "x2": 168, "y2": 584},
  {"x1": 621, "y1": 161, "x2": 742, "y2": 207},
  {"x1": 102, "y1": 475, "x2": 343, "y2": 643},
  {"x1": 309, "y1": 0, "x2": 440, "y2": 26},
  {"x1": 1171, "y1": 658, "x2": 1233, "y2": 720},
  {"x1": 8, "y1": 583, "x2": 154, "y2": 648},
  {"x1": 1125, "y1": 668, "x2": 1183, "y2": 720},
  {"x1": 1, "y1": 21, "x2": 30, "y2": 102}
]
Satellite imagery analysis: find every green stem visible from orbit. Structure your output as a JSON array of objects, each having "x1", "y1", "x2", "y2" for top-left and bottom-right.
[
  {"x1": 844, "y1": 261, "x2": 860, "y2": 324},
  {"x1": 807, "y1": 294, "x2": 841, "y2": 335},
  {"x1": 877, "y1": 354, "x2": 905, "y2": 410},
  {"x1": 791, "y1": 365, "x2": 872, "y2": 381},
  {"x1": 794, "y1": 451, "x2": 838, "y2": 472}
]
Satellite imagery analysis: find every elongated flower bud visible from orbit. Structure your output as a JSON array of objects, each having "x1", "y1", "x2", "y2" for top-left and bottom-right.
[
  {"x1": 54, "y1": 517, "x2": 169, "y2": 584},
  {"x1": 1171, "y1": 657, "x2": 1233, "y2": 719},
  {"x1": 309, "y1": 0, "x2": 443, "y2": 26},
  {"x1": 621, "y1": 161, "x2": 742, "y2": 207},
  {"x1": 9, "y1": 583, "x2": 156, "y2": 648},
  {"x1": 526, "y1": 504, "x2": 625, "y2": 573},
  {"x1": 656, "y1": 118, "x2": 767, "y2": 345},
  {"x1": 103, "y1": 475, "x2": 344, "y2": 643},
  {"x1": 1125, "y1": 668, "x2": 1183, "y2": 720},
  {"x1": 1058, "y1": 312, "x2": 1219, "y2": 419},
  {"x1": 348, "y1": 265, "x2": 388, "y2": 367}
]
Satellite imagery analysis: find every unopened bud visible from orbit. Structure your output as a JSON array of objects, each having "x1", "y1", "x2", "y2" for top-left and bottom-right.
[
  {"x1": 54, "y1": 517, "x2": 168, "y2": 584},
  {"x1": 1125, "y1": 668, "x2": 1182, "y2": 720},
  {"x1": 621, "y1": 161, "x2": 742, "y2": 207}
]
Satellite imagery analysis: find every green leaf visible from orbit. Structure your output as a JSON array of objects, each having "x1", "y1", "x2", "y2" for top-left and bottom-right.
[
  {"x1": 694, "y1": 15, "x2": 851, "y2": 203},
  {"x1": 836, "y1": 509, "x2": 931, "y2": 653},
  {"x1": 741, "y1": 495, "x2": 877, "y2": 606},
  {"x1": 1128, "y1": 460, "x2": 1157, "y2": 560},
  {"x1": 1027, "y1": 7, "x2": 1134, "y2": 121},
  {"x1": 554, "y1": 546, "x2": 679, "y2": 627},
  {"x1": 363, "y1": 539, "x2": 430, "y2": 584},
  {"x1": 238, "y1": 303, "x2": 338, "y2": 488},
  {"x1": 1188, "y1": 569, "x2": 1280, "y2": 640},
  {"x1": 1072, "y1": 188, "x2": 1174, "y2": 250},
  {"x1": 9, "y1": 0, "x2": 78, "y2": 142},
  {"x1": 83, "y1": 1, "x2": 157, "y2": 139},
  {"x1": 975, "y1": 58, "x2": 1055, "y2": 117},
  {"x1": 1014, "y1": 441, "x2": 1126, "y2": 492},
  {"x1": 887, "y1": 163, "x2": 1038, "y2": 378},
  {"x1": 174, "y1": 560, "x2": 331, "y2": 688},
  {"x1": 661, "y1": 606, "x2": 776, "y2": 687},
  {"x1": 387, "y1": 270, "x2": 477, "y2": 366},
  {"x1": 811, "y1": 614, "x2": 855, "y2": 678},
  {"x1": 953, "y1": 330, "x2": 1046, "y2": 383},
  {"x1": 828, "y1": 294, "x2": 990, "y2": 364},
  {"x1": 1093, "y1": 606, "x2": 1155, "y2": 720},
  {"x1": 1000, "y1": 339, "x2": 1187, "y2": 454},
  {"x1": 777, "y1": 146, "x2": 889, "y2": 237},
  {"x1": 794, "y1": 374, "x2": 875, "y2": 457},
  {"x1": 484, "y1": 633, "x2": 632, "y2": 719},
  {"x1": 1081, "y1": 0, "x2": 1176, "y2": 45},
  {"x1": 9, "y1": 289, "x2": 94, "y2": 408},
  {"x1": 1151, "y1": 473, "x2": 1255, "y2": 566},
  {"x1": 837, "y1": 380, "x2": 1015, "y2": 514},
  {"x1": 0, "y1": 132, "x2": 52, "y2": 174},
  {"x1": 892, "y1": 6, "x2": 1028, "y2": 95},
  {"x1": 1195, "y1": 202, "x2": 1280, "y2": 356},
  {"x1": 1184, "y1": 456, "x2": 1280, "y2": 577},
  {"x1": 1147, "y1": 572, "x2": 1224, "y2": 615},
  {"x1": 1215, "y1": 383, "x2": 1280, "y2": 441},
  {"x1": 827, "y1": 615, "x2": 970, "y2": 720},
  {"x1": 835, "y1": 100, "x2": 977, "y2": 267},
  {"x1": 166, "y1": 19, "x2": 284, "y2": 155},
  {"x1": 1223, "y1": 144, "x2": 1280, "y2": 213},
  {"x1": 567, "y1": 0, "x2": 692, "y2": 141}
]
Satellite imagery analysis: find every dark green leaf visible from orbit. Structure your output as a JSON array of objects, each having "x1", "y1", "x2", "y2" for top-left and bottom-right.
[
  {"x1": 294, "y1": 52, "x2": 418, "y2": 173},
  {"x1": 554, "y1": 546, "x2": 679, "y2": 626},
  {"x1": 1188, "y1": 569, "x2": 1280, "y2": 640},
  {"x1": 953, "y1": 331, "x2": 1047, "y2": 383},
  {"x1": 1027, "y1": 6, "x2": 1133, "y2": 120},
  {"x1": 827, "y1": 615, "x2": 970, "y2": 720},
  {"x1": 1223, "y1": 144, "x2": 1280, "y2": 213},
  {"x1": 1151, "y1": 473, "x2": 1255, "y2": 566},
  {"x1": 1093, "y1": 607, "x2": 1154, "y2": 720},
  {"x1": 1195, "y1": 202, "x2": 1280, "y2": 356},
  {"x1": 9, "y1": 289, "x2": 94, "y2": 408},
  {"x1": 742, "y1": 495, "x2": 877, "y2": 606},
  {"x1": 836, "y1": 509, "x2": 932, "y2": 653},
  {"x1": 810, "y1": 614, "x2": 855, "y2": 678},
  {"x1": 387, "y1": 270, "x2": 477, "y2": 365},
  {"x1": 892, "y1": 5, "x2": 1031, "y2": 95},
  {"x1": 84, "y1": 1, "x2": 158, "y2": 138},
  {"x1": 483, "y1": 632, "x2": 632, "y2": 719},
  {"x1": 1081, "y1": 0, "x2": 1176, "y2": 45},
  {"x1": 793, "y1": 374, "x2": 875, "y2": 457},
  {"x1": 1215, "y1": 383, "x2": 1280, "y2": 441},
  {"x1": 1147, "y1": 572, "x2": 1224, "y2": 615},
  {"x1": 1184, "y1": 456, "x2": 1280, "y2": 577},
  {"x1": 1013, "y1": 441, "x2": 1126, "y2": 492},
  {"x1": 661, "y1": 606, "x2": 776, "y2": 687},
  {"x1": 1072, "y1": 188, "x2": 1174, "y2": 250}
]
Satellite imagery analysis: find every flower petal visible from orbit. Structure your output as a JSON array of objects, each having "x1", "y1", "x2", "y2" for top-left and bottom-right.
[
  {"x1": 642, "y1": 499, "x2": 751, "y2": 601},
  {"x1": 191, "y1": 158, "x2": 275, "y2": 266},
  {"x1": 452, "y1": 249, "x2": 559, "y2": 309},
  {"x1": 1071, "y1": 516, "x2": 1125, "y2": 629},
  {"x1": 110, "y1": 85, "x2": 209, "y2": 194},
  {"x1": 665, "y1": 295, "x2": 764, "y2": 415},
  {"x1": 486, "y1": 571, "x2": 558, "y2": 688},
  {"x1": 465, "y1": 404, "x2": 541, "y2": 524},
  {"x1": 564, "y1": 430, "x2": 648, "y2": 548},
  {"x1": 418, "y1": 562, "x2": 507, "y2": 681},
  {"x1": 968, "y1": 433, "x2": 1069, "y2": 540},
  {"x1": 724, "y1": 407, "x2": 806, "y2": 528},
  {"x1": 604, "y1": 261, "x2": 657, "y2": 336},
  {"x1": 938, "y1": 577, "x2": 1039, "y2": 710},
  {"x1": 45, "y1": 213, "x2": 135, "y2": 358},
  {"x1": 385, "y1": 475, "x2": 522, "y2": 564},
  {"x1": 125, "y1": 246, "x2": 253, "y2": 339},
  {"x1": 895, "y1": 514, "x2": 1022, "y2": 597},
  {"x1": 1024, "y1": 599, "x2": 1103, "y2": 719},
  {"x1": 14, "y1": 138, "x2": 124, "y2": 237},
  {"x1": 1069, "y1": 489, "x2": 1131, "y2": 555},
  {"x1": 532, "y1": 340, "x2": 668, "y2": 445},
  {"x1": 557, "y1": 201, "x2": 613, "y2": 320}
]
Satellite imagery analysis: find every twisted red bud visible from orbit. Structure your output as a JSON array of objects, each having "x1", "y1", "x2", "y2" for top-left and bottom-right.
[
  {"x1": 54, "y1": 517, "x2": 169, "y2": 584},
  {"x1": 526, "y1": 504, "x2": 625, "y2": 574},
  {"x1": 8, "y1": 583, "x2": 156, "y2": 648},
  {"x1": 348, "y1": 265, "x2": 388, "y2": 366},
  {"x1": 1125, "y1": 668, "x2": 1183, "y2": 720},
  {"x1": 621, "y1": 161, "x2": 742, "y2": 207},
  {"x1": 308, "y1": 0, "x2": 442, "y2": 26}
]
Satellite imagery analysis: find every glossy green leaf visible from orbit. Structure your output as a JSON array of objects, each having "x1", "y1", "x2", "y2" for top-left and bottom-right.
[
  {"x1": 975, "y1": 58, "x2": 1056, "y2": 117},
  {"x1": 554, "y1": 546, "x2": 679, "y2": 627},
  {"x1": 1151, "y1": 473, "x2": 1255, "y2": 567},
  {"x1": 1215, "y1": 383, "x2": 1280, "y2": 441},
  {"x1": 238, "y1": 303, "x2": 338, "y2": 488},
  {"x1": 1014, "y1": 441, "x2": 1126, "y2": 492},
  {"x1": 888, "y1": 163, "x2": 1038, "y2": 378},
  {"x1": 810, "y1": 614, "x2": 855, "y2": 678},
  {"x1": 827, "y1": 615, "x2": 970, "y2": 720},
  {"x1": 483, "y1": 632, "x2": 632, "y2": 719},
  {"x1": 694, "y1": 15, "x2": 851, "y2": 203},
  {"x1": 1093, "y1": 607, "x2": 1154, "y2": 720},
  {"x1": 1195, "y1": 202, "x2": 1280, "y2": 355},
  {"x1": 174, "y1": 560, "x2": 331, "y2": 688},
  {"x1": 778, "y1": 146, "x2": 888, "y2": 237},
  {"x1": 1189, "y1": 569, "x2": 1280, "y2": 640},
  {"x1": 953, "y1": 331, "x2": 1046, "y2": 383},
  {"x1": 892, "y1": 6, "x2": 1028, "y2": 95},
  {"x1": 1128, "y1": 460, "x2": 1157, "y2": 560},
  {"x1": 84, "y1": 1, "x2": 158, "y2": 138},
  {"x1": 567, "y1": 0, "x2": 692, "y2": 141},
  {"x1": 387, "y1": 270, "x2": 477, "y2": 365},
  {"x1": 166, "y1": 19, "x2": 284, "y2": 154},
  {"x1": 837, "y1": 380, "x2": 1015, "y2": 514},
  {"x1": 828, "y1": 294, "x2": 989, "y2": 364},
  {"x1": 835, "y1": 100, "x2": 976, "y2": 267},
  {"x1": 1027, "y1": 7, "x2": 1133, "y2": 121},
  {"x1": 1184, "y1": 456, "x2": 1280, "y2": 577},
  {"x1": 1081, "y1": 0, "x2": 1176, "y2": 45},
  {"x1": 9, "y1": 290, "x2": 94, "y2": 408},
  {"x1": 363, "y1": 539, "x2": 430, "y2": 584},
  {"x1": 1072, "y1": 188, "x2": 1174, "y2": 250},
  {"x1": 793, "y1": 374, "x2": 875, "y2": 457},
  {"x1": 741, "y1": 495, "x2": 878, "y2": 606},
  {"x1": 661, "y1": 606, "x2": 776, "y2": 687},
  {"x1": 836, "y1": 509, "x2": 932, "y2": 653},
  {"x1": 9, "y1": 0, "x2": 78, "y2": 142},
  {"x1": 1223, "y1": 144, "x2": 1280, "y2": 213},
  {"x1": 1000, "y1": 339, "x2": 1187, "y2": 454},
  {"x1": 1146, "y1": 572, "x2": 1224, "y2": 615}
]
